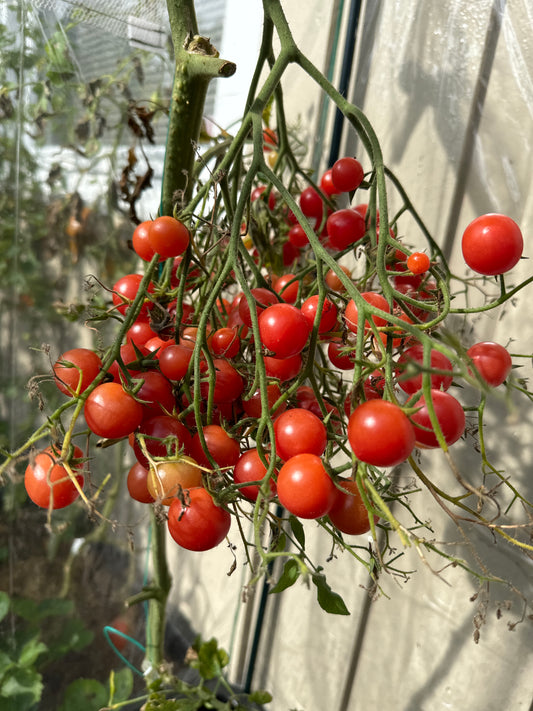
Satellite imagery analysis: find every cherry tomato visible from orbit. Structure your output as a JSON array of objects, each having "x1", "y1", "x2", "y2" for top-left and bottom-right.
[
  {"x1": 363, "y1": 369, "x2": 386, "y2": 400},
  {"x1": 328, "y1": 479, "x2": 377, "y2": 536},
  {"x1": 147, "y1": 457, "x2": 203, "y2": 505},
  {"x1": 251, "y1": 185, "x2": 277, "y2": 210},
  {"x1": 264, "y1": 353, "x2": 302, "y2": 382},
  {"x1": 258, "y1": 303, "x2": 310, "y2": 359},
  {"x1": 273, "y1": 408, "x2": 327, "y2": 461},
  {"x1": 25, "y1": 446, "x2": 84, "y2": 509},
  {"x1": 112, "y1": 274, "x2": 154, "y2": 318},
  {"x1": 273, "y1": 273, "x2": 299, "y2": 304},
  {"x1": 85, "y1": 382, "x2": 144, "y2": 439},
  {"x1": 209, "y1": 327, "x2": 240, "y2": 358},
  {"x1": 126, "y1": 462, "x2": 154, "y2": 503},
  {"x1": 461, "y1": 213, "x2": 523, "y2": 276},
  {"x1": 345, "y1": 292, "x2": 390, "y2": 334},
  {"x1": 132, "y1": 220, "x2": 158, "y2": 262},
  {"x1": 327, "y1": 339, "x2": 355, "y2": 370},
  {"x1": 466, "y1": 341, "x2": 512, "y2": 387},
  {"x1": 199, "y1": 359, "x2": 244, "y2": 403},
  {"x1": 189, "y1": 425, "x2": 240, "y2": 470},
  {"x1": 131, "y1": 414, "x2": 192, "y2": 467},
  {"x1": 148, "y1": 215, "x2": 190, "y2": 259},
  {"x1": 108, "y1": 342, "x2": 145, "y2": 383},
  {"x1": 242, "y1": 383, "x2": 286, "y2": 419},
  {"x1": 233, "y1": 449, "x2": 276, "y2": 501},
  {"x1": 127, "y1": 319, "x2": 158, "y2": 348},
  {"x1": 348, "y1": 400, "x2": 415, "y2": 467},
  {"x1": 319, "y1": 168, "x2": 341, "y2": 196},
  {"x1": 300, "y1": 295, "x2": 338, "y2": 333},
  {"x1": 167, "y1": 487, "x2": 231, "y2": 551},
  {"x1": 396, "y1": 344, "x2": 454, "y2": 394},
  {"x1": 407, "y1": 252, "x2": 430, "y2": 275},
  {"x1": 288, "y1": 223, "x2": 309, "y2": 248},
  {"x1": 331, "y1": 157, "x2": 364, "y2": 192},
  {"x1": 299, "y1": 186, "x2": 324, "y2": 219},
  {"x1": 158, "y1": 343, "x2": 193, "y2": 381},
  {"x1": 326, "y1": 208, "x2": 366, "y2": 250},
  {"x1": 277, "y1": 453, "x2": 335, "y2": 519},
  {"x1": 134, "y1": 370, "x2": 176, "y2": 418},
  {"x1": 53, "y1": 348, "x2": 102, "y2": 397},
  {"x1": 238, "y1": 287, "x2": 279, "y2": 327},
  {"x1": 408, "y1": 389, "x2": 465, "y2": 449},
  {"x1": 325, "y1": 265, "x2": 352, "y2": 292}
]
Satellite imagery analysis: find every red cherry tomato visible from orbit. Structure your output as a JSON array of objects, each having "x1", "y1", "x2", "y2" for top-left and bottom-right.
[
  {"x1": 277, "y1": 453, "x2": 336, "y2": 519},
  {"x1": 84, "y1": 382, "x2": 144, "y2": 439},
  {"x1": 131, "y1": 414, "x2": 192, "y2": 467},
  {"x1": 319, "y1": 168, "x2": 341, "y2": 196},
  {"x1": 327, "y1": 339, "x2": 355, "y2": 370},
  {"x1": 242, "y1": 383, "x2": 286, "y2": 419},
  {"x1": 300, "y1": 295, "x2": 338, "y2": 333},
  {"x1": 288, "y1": 223, "x2": 309, "y2": 248},
  {"x1": 189, "y1": 425, "x2": 240, "y2": 470},
  {"x1": 167, "y1": 487, "x2": 231, "y2": 551},
  {"x1": 258, "y1": 303, "x2": 310, "y2": 359},
  {"x1": 112, "y1": 273, "x2": 154, "y2": 318},
  {"x1": 134, "y1": 369, "x2": 176, "y2": 418},
  {"x1": 326, "y1": 208, "x2": 366, "y2": 250},
  {"x1": 331, "y1": 157, "x2": 364, "y2": 192},
  {"x1": 148, "y1": 216, "x2": 190, "y2": 259},
  {"x1": 199, "y1": 359, "x2": 244, "y2": 403},
  {"x1": 158, "y1": 344, "x2": 193, "y2": 381},
  {"x1": 238, "y1": 287, "x2": 279, "y2": 327},
  {"x1": 299, "y1": 186, "x2": 324, "y2": 219},
  {"x1": 273, "y1": 273, "x2": 300, "y2": 304},
  {"x1": 348, "y1": 400, "x2": 415, "y2": 467},
  {"x1": 53, "y1": 348, "x2": 102, "y2": 397},
  {"x1": 406, "y1": 252, "x2": 431, "y2": 275},
  {"x1": 328, "y1": 479, "x2": 377, "y2": 536},
  {"x1": 209, "y1": 327, "x2": 240, "y2": 358},
  {"x1": 126, "y1": 462, "x2": 154, "y2": 503},
  {"x1": 25, "y1": 446, "x2": 84, "y2": 509},
  {"x1": 461, "y1": 213, "x2": 523, "y2": 276},
  {"x1": 396, "y1": 344, "x2": 454, "y2": 394},
  {"x1": 466, "y1": 341, "x2": 512, "y2": 387},
  {"x1": 264, "y1": 353, "x2": 302, "y2": 382},
  {"x1": 132, "y1": 220, "x2": 158, "y2": 262},
  {"x1": 345, "y1": 292, "x2": 390, "y2": 334},
  {"x1": 233, "y1": 449, "x2": 276, "y2": 501},
  {"x1": 408, "y1": 389, "x2": 465, "y2": 449},
  {"x1": 273, "y1": 408, "x2": 328, "y2": 461}
]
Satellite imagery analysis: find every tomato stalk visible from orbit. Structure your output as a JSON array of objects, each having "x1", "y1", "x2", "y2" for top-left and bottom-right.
[{"x1": 161, "y1": 0, "x2": 236, "y2": 217}]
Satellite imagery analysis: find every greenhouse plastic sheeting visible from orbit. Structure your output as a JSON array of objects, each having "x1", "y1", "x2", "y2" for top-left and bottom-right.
[{"x1": 165, "y1": 2, "x2": 533, "y2": 710}]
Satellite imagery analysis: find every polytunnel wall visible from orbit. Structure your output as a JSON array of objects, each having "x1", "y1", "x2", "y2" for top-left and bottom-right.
[{"x1": 1, "y1": 1, "x2": 532, "y2": 711}]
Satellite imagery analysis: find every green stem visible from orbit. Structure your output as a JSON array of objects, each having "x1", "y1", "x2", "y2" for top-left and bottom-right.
[{"x1": 161, "y1": 0, "x2": 236, "y2": 217}]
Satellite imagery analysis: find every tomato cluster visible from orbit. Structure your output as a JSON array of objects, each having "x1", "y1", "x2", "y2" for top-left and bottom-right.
[{"x1": 25, "y1": 154, "x2": 524, "y2": 561}]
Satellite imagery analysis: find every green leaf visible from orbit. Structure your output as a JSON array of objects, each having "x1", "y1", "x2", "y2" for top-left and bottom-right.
[
  {"x1": 269, "y1": 559, "x2": 300, "y2": 594},
  {"x1": 0, "y1": 666, "x2": 43, "y2": 710},
  {"x1": 190, "y1": 637, "x2": 229, "y2": 680},
  {"x1": 0, "y1": 590, "x2": 10, "y2": 623},
  {"x1": 58, "y1": 678, "x2": 107, "y2": 711},
  {"x1": 107, "y1": 667, "x2": 134, "y2": 705},
  {"x1": 312, "y1": 574, "x2": 350, "y2": 615},
  {"x1": 17, "y1": 636, "x2": 48, "y2": 668},
  {"x1": 289, "y1": 515, "x2": 305, "y2": 548},
  {"x1": 11, "y1": 597, "x2": 73, "y2": 623},
  {"x1": 249, "y1": 689, "x2": 273, "y2": 704}
]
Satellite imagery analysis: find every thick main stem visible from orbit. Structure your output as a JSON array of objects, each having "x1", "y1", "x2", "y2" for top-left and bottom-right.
[{"x1": 161, "y1": 0, "x2": 236, "y2": 217}]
